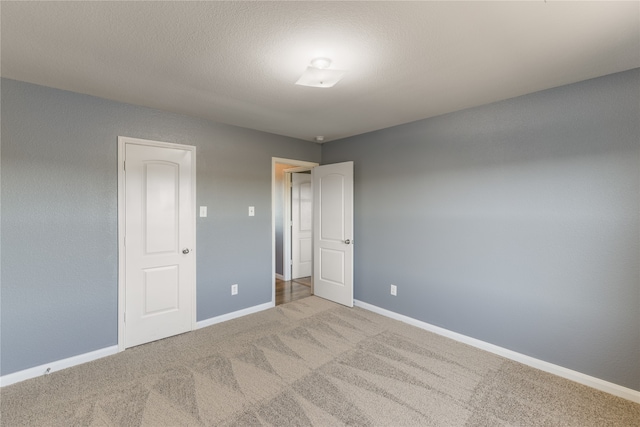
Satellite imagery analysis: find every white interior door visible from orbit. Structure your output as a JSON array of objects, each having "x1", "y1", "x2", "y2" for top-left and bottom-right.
[
  {"x1": 122, "y1": 139, "x2": 196, "y2": 348},
  {"x1": 291, "y1": 172, "x2": 312, "y2": 279},
  {"x1": 313, "y1": 161, "x2": 354, "y2": 307}
]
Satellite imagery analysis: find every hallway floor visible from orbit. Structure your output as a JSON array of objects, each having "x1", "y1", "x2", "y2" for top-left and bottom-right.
[{"x1": 276, "y1": 276, "x2": 311, "y2": 305}]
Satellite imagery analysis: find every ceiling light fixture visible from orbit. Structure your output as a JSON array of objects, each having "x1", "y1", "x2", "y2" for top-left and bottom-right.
[
  {"x1": 310, "y1": 57, "x2": 332, "y2": 69},
  {"x1": 314, "y1": 136, "x2": 325, "y2": 143},
  {"x1": 295, "y1": 57, "x2": 347, "y2": 88}
]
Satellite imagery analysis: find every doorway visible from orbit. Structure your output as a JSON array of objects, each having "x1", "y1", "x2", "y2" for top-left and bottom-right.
[
  {"x1": 272, "y1": 158, "x2": 318, "y2": 305},
  {"x1": 272, "y1": 158, "x2": 354, "y2": 307},
  {"x1": 276, "y1": 170, "x2": 313, "y2": 305}
]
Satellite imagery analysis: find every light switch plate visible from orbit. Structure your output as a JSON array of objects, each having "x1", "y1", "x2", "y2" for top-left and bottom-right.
[
  {"x1": 249, "y1": 206, "x2": 255, "y2": 217},
  {"x1": 199, "y1": 206, "x2": 207, "y2": 217}
]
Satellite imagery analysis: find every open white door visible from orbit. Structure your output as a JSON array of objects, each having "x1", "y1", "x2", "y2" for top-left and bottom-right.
[
  {"x1": 291, "y1": 172, "x2": 312, "y2": 279},
  {"x1": 120, "y1": 138, "x2": 196, "y2": 349},
  {"x1": 313, "y1": 161, "x2": 354, "y2": 307}
]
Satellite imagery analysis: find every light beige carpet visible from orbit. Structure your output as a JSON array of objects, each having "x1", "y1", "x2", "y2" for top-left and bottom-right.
[{"x1": 1, "y1": 296, "x2": 638, "y2": 426}]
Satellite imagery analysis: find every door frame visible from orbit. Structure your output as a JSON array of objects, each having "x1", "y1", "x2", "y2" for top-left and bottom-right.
[
  {"x1": 272, "y1": 157, "x2": 319, "y2": 303},
  {"x1": 283, "y1": 166, "x2": 314, "y2": 281},
  {"x1": 118, "y1": 136, "x2": 197, "y2": 352}
]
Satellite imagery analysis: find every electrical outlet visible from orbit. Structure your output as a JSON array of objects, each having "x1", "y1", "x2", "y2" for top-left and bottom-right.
[
  {"x1": 390, "y1": 284, "x2": 397, "y2": 296},
  {"x1": 231, "y1": 284, "x2": 238, "y2": 295}
]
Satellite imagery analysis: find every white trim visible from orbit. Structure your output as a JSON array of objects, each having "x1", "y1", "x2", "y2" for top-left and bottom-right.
[
  {"x1": 276, "y1": 273, "x2": 285, "y2": 281},
  {"x1": 1, "y1": 301, "x2": 270, "y2": 387},
  {"x1": 117, "y1": 137, "x2": 126, "y2": 351},
  {"x1": 354, "y1": 300, "x2": 640, "y2": 404},
  {"x1": 271, "y1": 157, "x2": 319, "y2": 304},
  {"x1": 196, "y1": 302, "x2": 274, "y2": 329},
  {"x1": 0, "y1": 346, "x2": 118, "y2": 388},
  {"x1": 284, "y1": 166, "x2": 315, "y2": 173},
  {"x1": 282, "y1": 171, "x2": 292, "y2": 281},
  {"x1": 118, "y1": 136, "x2": 197, "y2": 352},
  {"x1": 1, "y1": 301, "x2": 269, "y2": 388}
]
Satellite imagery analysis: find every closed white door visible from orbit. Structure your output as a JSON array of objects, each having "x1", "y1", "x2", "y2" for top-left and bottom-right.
[
  {"x1": 122, "y1": 139, "x2": 196, "y2": 348},
  {"x1": 313, "y1": 161, "x2": 354, "y2": 307},
  {"x1": 291, "y1": 172, "x2": 312, "y2": 279}
]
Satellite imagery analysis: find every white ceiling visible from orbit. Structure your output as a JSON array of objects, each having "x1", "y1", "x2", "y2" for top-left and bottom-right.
[{"x1": 2, "y1": 1, "x2": 639, "y2": 143}]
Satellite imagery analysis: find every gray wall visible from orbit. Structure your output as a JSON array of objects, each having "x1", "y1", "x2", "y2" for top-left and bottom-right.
[
  {"x1": 3, "y1": 70, "x2": 639, "y2": 392},
  {"x1": 0, "y1": 78, "x2": 320, "y2": 376},
  {"x1": 322, "y1": 69, "x2": 640, "y2": 391}
]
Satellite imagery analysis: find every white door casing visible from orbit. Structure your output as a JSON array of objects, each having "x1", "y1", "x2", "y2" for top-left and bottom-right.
[
  {"x1": 118, "y1": 137, "x2": 196, "y2": 350},
  {"x1": 291, "y1": 172, "x2": 312, "y2": 279},
  {"x1": 272, "y1": 158, "x2": 318, "y2": 299},
  {"x1": 313, "y1": 161, "x2": 354, "y2": 307}
]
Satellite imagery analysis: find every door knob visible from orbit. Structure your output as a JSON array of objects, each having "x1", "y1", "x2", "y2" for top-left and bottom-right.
[
  {"x1": 344, "y1": 239, "x2": 352, "y2": 245},
  {"x1": 182, "y1": 248, "x2": 190, "y2": 254}
]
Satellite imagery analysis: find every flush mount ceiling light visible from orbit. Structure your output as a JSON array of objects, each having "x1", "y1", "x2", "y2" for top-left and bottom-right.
[
  {"x1": 310, "y1": 57, "x2": 332, "y2": 69},
  {"x1": 295, "y1": 57, "x2": 347, "y2": 88}
]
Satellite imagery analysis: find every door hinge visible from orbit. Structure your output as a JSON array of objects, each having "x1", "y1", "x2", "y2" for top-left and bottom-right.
[
  {"x1": 290, "y1": 260, "x2": 293, "y2": 266},
  {"x1": 124, "y1": 312, "x2": 126, "y2": 323},
  {"x1": 123, "y1": 161, "x2": 126, "y2": 171}
]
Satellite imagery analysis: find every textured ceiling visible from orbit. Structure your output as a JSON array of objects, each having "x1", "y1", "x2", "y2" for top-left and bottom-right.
[{"x1": 2, "y1": 1, "x2": 639, "y2": 142}]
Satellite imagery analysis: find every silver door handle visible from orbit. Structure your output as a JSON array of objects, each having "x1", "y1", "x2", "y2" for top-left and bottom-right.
[
  {"x1": 182, "y1": 248, "x2": 190, "y2": 254},
  {"x1": 344, "y1": 239, "x2": 352, "y2": 245}
]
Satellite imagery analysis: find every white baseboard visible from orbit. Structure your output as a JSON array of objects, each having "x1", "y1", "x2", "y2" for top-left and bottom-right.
[
  {"x1": 1, "y1": 302, "x2": 275, "y2": 388},
  {"x1": 354, "y1": 300, "x2": 640, "y2": 404},
  {"x1": 197, "y1": 301, "x2": 274, "y2": 329},
  {"x1": 0, "y1": 345, "x2": 119, "y2": 388},
  {"x1": 6, "y1": 301, "x2": 636, "y2": 404},
  {"x1": 276, "y1": 273, "x2": 285, "y2": 280}
]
